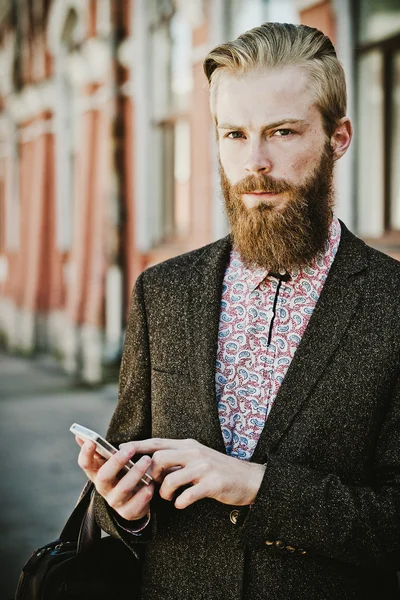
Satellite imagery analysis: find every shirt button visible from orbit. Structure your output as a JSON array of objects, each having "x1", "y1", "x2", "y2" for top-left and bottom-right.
[
  {"x1": 275, "y1": 540, "x2": 285, "y2": 549},
  {"x1": 230, "y1": 510, "x2": 240, "y2": 525}
]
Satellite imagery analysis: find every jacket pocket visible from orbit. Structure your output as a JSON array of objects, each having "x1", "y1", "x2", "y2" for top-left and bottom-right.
[{"x1": 151, "y1": 366, "x2": 188, "y2": 377}]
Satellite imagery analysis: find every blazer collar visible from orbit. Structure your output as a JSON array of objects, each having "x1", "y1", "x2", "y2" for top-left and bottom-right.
[
  {"x1": 252, "y1": 222, "x2": 369, "y2": 461},
  {"x1": 184, "y1": 236, "x2": 231, "y2": 452}
]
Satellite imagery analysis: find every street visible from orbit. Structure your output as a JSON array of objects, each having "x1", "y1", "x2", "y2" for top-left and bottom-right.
[{"x1": 0, "y1": 352, "x2": 118, "y2": 599}]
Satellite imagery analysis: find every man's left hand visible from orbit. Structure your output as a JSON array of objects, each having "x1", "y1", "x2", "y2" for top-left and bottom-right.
[{"x1": 119, "y1": 438, "x2": 266, "y2": 509}]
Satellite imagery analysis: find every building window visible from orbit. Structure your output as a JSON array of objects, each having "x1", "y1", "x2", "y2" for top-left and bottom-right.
[
  {"x1": 356, "y1": 0, "x2": 400, "y2": 236},
  {"x1": 149, "y1": 2, "x2": 193, "y2": 245},
  {"x1": 390, "y1": 49, "x2": 400, "y2": 229},
  {"x1": 54, "y1": 8, "x2": 77, "y2": 251},
  {"x1": 358, "y1": 0, "x2": 400, "y2": 44}
]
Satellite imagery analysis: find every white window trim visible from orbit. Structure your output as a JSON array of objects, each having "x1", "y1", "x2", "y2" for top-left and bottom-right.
[
  {"x1": 332, "y1": 0, "x2": 355, "y2": 231},
  {"x1": 133, "y1": 0, "x2": 154, "y2": 252}
]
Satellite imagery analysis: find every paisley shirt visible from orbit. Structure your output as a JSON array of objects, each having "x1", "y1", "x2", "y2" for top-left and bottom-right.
[{"x1": 216, "y1": 216, "x2": 341, "y2": 461}]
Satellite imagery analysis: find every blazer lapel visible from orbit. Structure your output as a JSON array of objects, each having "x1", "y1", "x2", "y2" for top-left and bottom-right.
[
  {"x1": 185, "y1": 236, "x2": 232, "y2": 452},
  {"x1": 252, "y1": 225, "x2": 369, "y2": 462}
]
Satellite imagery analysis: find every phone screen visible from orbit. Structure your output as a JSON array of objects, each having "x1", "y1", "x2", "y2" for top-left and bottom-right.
[{"x1": 70, "y1": 423, "x2": 153, "y2": 485}]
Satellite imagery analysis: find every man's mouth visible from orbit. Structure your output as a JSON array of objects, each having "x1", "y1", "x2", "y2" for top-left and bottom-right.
[
  {"x1": 243, "y1": 191, "x2": 281, "y2": 197},
  {"x1": 241, "y1": 190, "x2": 287, "y2": 210}
]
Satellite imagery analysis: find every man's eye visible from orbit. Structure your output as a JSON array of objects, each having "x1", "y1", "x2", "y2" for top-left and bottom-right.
[
  {"x1": 273, "y1": 129, "x2": 293, "y2": 137},
  {"x1": 227, "y1": 131, "x2": 244, "y2": 139}
]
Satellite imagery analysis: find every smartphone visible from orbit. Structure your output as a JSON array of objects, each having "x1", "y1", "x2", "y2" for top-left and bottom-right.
[{"x1": 70, "y1": 423, "x2": 153, "y2": 486}]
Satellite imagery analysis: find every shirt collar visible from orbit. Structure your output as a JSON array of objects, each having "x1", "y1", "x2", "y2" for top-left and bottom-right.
[{"x1": 230, "y1": 215, "x2": 342, "y2": 292}]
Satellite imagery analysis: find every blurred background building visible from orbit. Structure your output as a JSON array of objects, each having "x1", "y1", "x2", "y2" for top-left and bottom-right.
[{"x1": 0, "y1": 0, "x2": 399, "y2": 383}]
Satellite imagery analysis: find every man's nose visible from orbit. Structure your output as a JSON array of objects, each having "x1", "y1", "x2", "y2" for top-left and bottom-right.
[{"x1": 244, "y1": 141, "x2": 272, "y2": 175}]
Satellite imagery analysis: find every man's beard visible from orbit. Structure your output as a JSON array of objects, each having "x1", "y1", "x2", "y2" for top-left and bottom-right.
[{"x1": 220, "y1": 143, "x2": 335, "y2": 272}]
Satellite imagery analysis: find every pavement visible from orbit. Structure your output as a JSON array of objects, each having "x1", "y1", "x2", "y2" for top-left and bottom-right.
[{"x1": 0, "y1": 351, "x2": 118, "y2": 600}]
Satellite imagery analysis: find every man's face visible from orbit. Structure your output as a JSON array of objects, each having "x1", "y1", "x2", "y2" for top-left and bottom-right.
[{"x1": 215, "y1": 66, "x2": 339, "y2": 271}]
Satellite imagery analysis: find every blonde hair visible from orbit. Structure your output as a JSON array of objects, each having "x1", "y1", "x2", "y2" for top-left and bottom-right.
[{"x1": 203, "y1": 22, "x2": 347, "y2": 137}]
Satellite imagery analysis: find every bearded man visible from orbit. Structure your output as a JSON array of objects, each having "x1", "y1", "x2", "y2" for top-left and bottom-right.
[{"x1": 76, "y1": 22, "x2": 400, "y2": 600}]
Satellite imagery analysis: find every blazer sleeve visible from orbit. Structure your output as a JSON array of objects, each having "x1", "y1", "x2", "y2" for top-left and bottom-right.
[
  {"x1": 236, "y1": 373, "x2": 400, "y2": 571},
  {"x1": 94, "y1": 272, "x2": 155, "y2": 548}
]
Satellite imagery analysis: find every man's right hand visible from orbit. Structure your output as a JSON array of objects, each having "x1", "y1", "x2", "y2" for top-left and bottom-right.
[{"x1": 76, "y1": 437, "x2": 155, "y2": 521}]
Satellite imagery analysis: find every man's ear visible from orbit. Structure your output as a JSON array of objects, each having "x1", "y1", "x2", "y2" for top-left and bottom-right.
[{"x1": 330, "y1": 117, "x2": 353, "y2": 161}]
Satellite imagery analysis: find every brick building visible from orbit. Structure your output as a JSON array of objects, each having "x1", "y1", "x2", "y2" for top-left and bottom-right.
[{"x1": 0, "y1": 0, "x2": 399, "y2": 382}]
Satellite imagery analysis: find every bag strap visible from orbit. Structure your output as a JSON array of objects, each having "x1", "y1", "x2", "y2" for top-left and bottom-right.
[{"x1": 58, "y1": 480, "x2": 101, "y2": 553}]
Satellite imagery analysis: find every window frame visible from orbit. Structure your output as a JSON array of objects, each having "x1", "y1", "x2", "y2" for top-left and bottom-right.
[{"x1": 356, "y1": 30, "x2": 400, "y2": 235}]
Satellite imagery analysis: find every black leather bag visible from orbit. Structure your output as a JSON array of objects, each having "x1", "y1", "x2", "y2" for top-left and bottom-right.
[{"x1": 14, "y1": 481, "x2": 141, "y2": 599}]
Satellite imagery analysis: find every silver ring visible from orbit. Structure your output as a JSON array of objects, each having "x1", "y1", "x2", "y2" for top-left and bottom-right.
[{"x1": 141, "y1": 472, "x2": 153, "y2": 486}]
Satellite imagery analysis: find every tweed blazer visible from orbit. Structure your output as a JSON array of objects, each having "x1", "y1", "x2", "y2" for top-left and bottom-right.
[{"x1": 95, "y1": 223, "x2": 400, "y2": 600}]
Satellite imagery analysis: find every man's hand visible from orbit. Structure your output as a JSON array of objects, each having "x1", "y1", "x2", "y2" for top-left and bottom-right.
[
  {"x1": 120, "y1": 438, "x2": 266, "y2": 510},
  {"x1": 76, "y1": 437, "x2": 155, "y2": 521}
]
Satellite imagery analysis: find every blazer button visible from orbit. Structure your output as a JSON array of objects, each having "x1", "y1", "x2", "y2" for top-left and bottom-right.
[
  {"x1": 296, "y1": 548, "x2": 307, "y2": 555},
  {"x1": 230, "y1": 510, "x2": 240, "y2": 525},
  {"x1": 274, "y1": 540, "x2": 285, "y2": 549},
  {"x1": 265, "y1": 539, "x2": 274, "y2": 546},
  {"x1": 285, "y1": 545, "x2": 296, "y2": 553}
]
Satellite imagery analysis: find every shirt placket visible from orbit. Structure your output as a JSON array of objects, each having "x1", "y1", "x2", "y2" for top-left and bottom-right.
[
  {"x1": 259, "y1": 278, "x2": 279, "y2": 415},
  {"x1": 269, "y1": 281, "x2": 291, "y2": 411}
]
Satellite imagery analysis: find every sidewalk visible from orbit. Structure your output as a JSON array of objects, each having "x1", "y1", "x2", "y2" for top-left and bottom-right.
[{"x1": 0, "y1": 351, "x2": 118, "y2": 599}]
